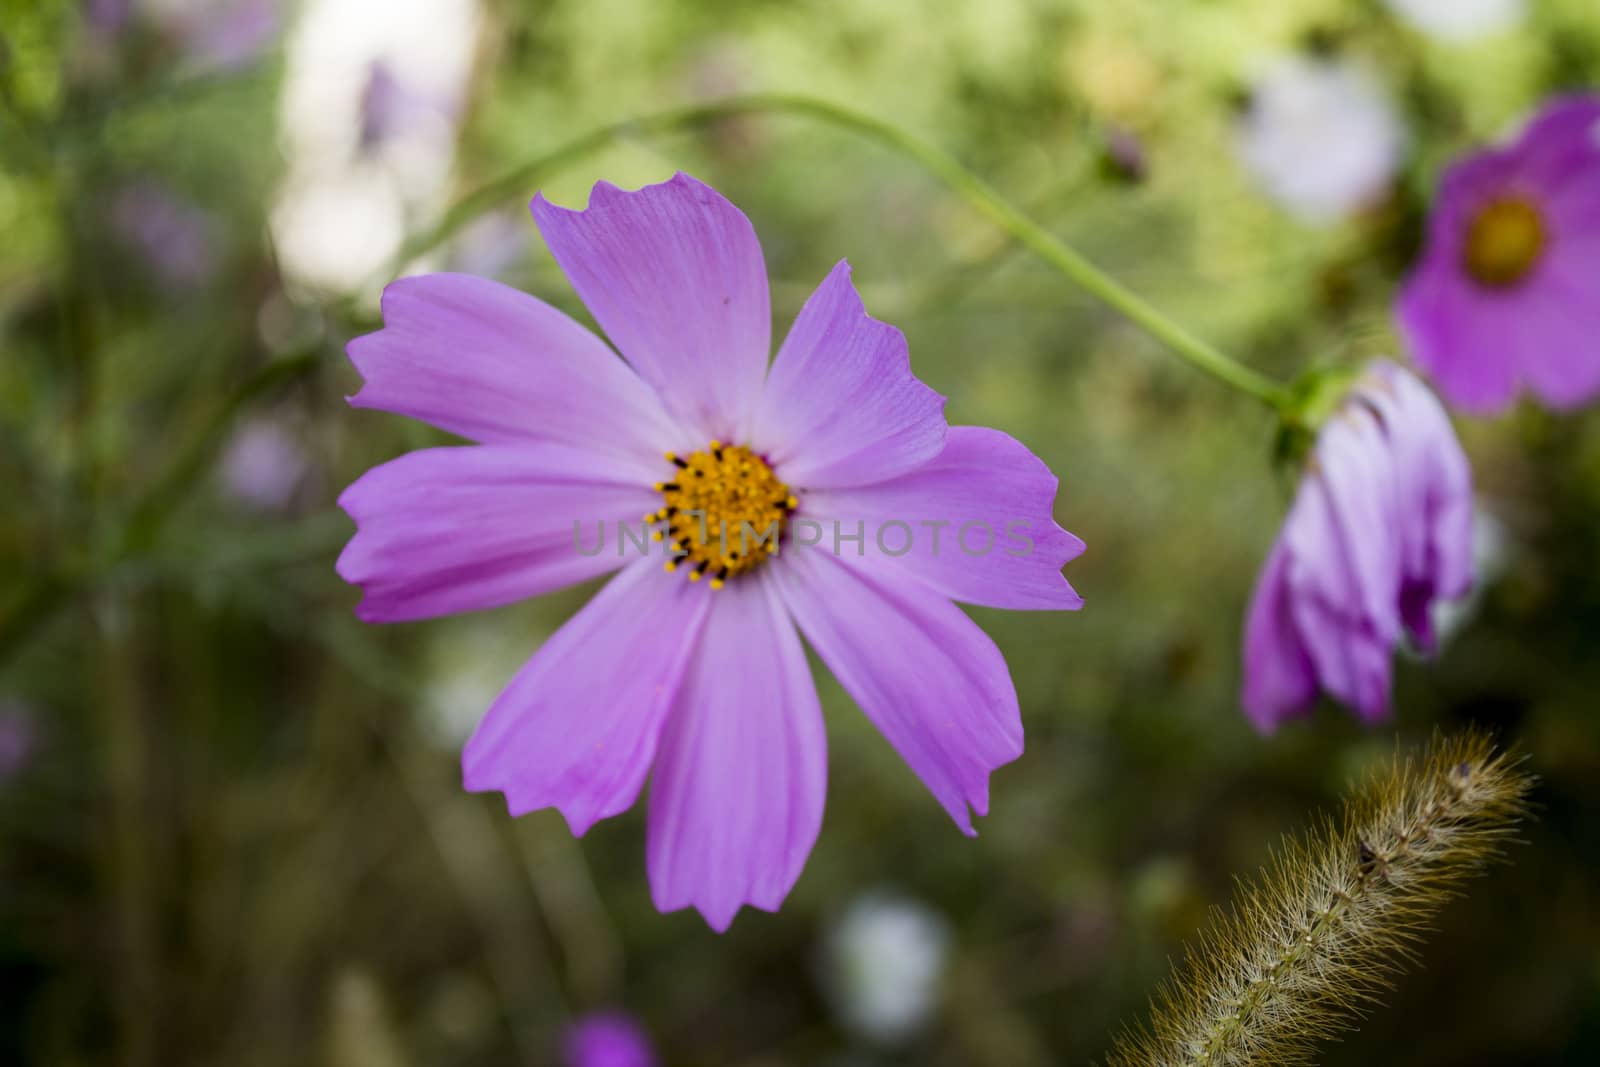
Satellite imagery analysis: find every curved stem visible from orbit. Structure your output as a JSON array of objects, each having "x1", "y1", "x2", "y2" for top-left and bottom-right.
[{"x1": 405, "y1": 93, "x2": 1290, "y2": 409}]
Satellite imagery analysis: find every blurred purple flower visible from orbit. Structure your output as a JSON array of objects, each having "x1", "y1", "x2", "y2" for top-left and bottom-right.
[
  {"x1": 359, "y1": 59, "x2": 457, "y2": 151},
  {"x1": 447, "y1": 211, "x2": 526, "y2": 280},
  {"x1": 337, "y1": 173, "x2": 1084, "y2": 929},
  {"x1": 110, "y1": 181, "x2": 216, "y2": 287},
  {"x1": 1399, "y1": 95, "x2": 1600, "y2": 414},
  {"x1": 1101, "y1": 125, "x2": 1148, "y2": 184},
  {"x1": 85, "y1": 0, "x2": 133, "y2": 36},
  {"x1": 1243, "y1": 362, "x2": 1473, "y2": 732},
  {"x1": 562, "y1": 1012, "x2": 656, "y2": 1067},
  {"x1": 171, "y1": 0, "x2": 279, "y2": 70},
  {"x1": 219, "y1": 418, "x2": 310, "y2": 510},
  {"x1": 0, "y1": 702, "x2": 36, "y2": 781}
]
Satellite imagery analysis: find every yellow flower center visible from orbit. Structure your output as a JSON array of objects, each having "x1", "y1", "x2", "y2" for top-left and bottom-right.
[
  {"x1": 1463, "y1": 197, "x2": 1547, "y2": 289},
  {"x1": 646, "y1": 442, "x2": 796, "y2": 590}
]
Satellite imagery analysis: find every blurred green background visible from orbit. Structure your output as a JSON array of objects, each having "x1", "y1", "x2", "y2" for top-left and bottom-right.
[{"x1": 3, "y1": 0, "x2": 1599, "y2": 1063}]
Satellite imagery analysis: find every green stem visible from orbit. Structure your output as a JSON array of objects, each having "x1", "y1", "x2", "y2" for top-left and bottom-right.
[
  {"x1": 118, "y1": 350, "x2": 323, "y2": 557},
  {"x1": 405, "y1": 93, "x2": 1289, "y2": 409},
  {"x1": 0, "y1": 351, "x2": 324, "y2": 669}
]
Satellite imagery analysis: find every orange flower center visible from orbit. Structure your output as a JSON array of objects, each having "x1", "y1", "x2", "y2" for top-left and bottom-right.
[
  {"x1": 646, "y1": 442, "x2": 796, "y2": 589},
  {"x1": 1463, "y1": 197, "x2": 1547, "y2": 289}
]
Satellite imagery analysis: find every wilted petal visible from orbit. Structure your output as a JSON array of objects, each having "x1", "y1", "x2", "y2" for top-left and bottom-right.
[
  {"x1": 531, "y1": 173, "x2": 770, "y2": 439},
  {"x1": 1287, "y1": 408, "x2": 1402, "y2": 642},
  {"x1": 1366, "y1": 363, "x2": 1475, "y2": 630},
  {"x1": 647, "y1": 574, "x2": 826, "y2": 931},
  {"x1": 1241, "y1": 538, "x2": 1318, "y2": 733},
  {"x1": 753, "y1": 260, "x2": 947, "y2": 489},
  {"x1": 1289, "y1": 593, "x2": 1395, "y2": 722},
  {"x1": 774, "y1": 548, "x2": 1019, "y2": 834}
]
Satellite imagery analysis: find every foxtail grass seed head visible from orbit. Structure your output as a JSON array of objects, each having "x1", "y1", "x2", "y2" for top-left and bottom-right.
[{"x1": 1107, "y1": 732, "x2": 1532, "y2": 1067}]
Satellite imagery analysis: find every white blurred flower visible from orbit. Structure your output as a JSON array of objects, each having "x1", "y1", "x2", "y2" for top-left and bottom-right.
[
  {"x1": 218, "y1": 417, "x2": 310, "y2": 511},
  {"x1": 271, "y1": 0, "x2": 481, "y2": 294},
  {"x1": 422, "y1": 622, "x2": 541, "y2": 748},
  {"x1": 1235, "y1": 54, "x2": 1407, "y2": 224},
  {"x1": 1386, "y1": 0, "x2": 1526, "y2": 42},
  {"x1": 823, "y1": 890, "x2": 951, "y2": 1045}
]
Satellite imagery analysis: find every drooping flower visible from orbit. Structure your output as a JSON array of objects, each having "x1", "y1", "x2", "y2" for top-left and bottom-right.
[
  {"x1": 338, "y1": 173, "x2": 1085, "y2": 929},
  {"x1": 1242, "y1": 362, "x2": 1473, "y2": 732},
  {"x1": 1235, "y1": 53, "x2": 1407, "y2": 224},
  {"x1": 823, "y1": 890, "x2": 951, "y2": 1045},
  {"x1": 562, "y1": 1012, "x2": 656, "y2": 1067},
  {"x1": 1385, "y1": 0, "x2": 1525, "y2": 43},
  {"x1": 1398, "y1": 95, "x2": 1600, "y2": 414}
]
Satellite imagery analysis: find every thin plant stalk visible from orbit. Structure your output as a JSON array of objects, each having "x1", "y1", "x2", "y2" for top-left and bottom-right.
[
  {"x1": 1106, "y1": 731, "x2": 1534, "y2": 1067},
  {"x1": 398, "y1": 93, "x2": 1291, "y2": 411}
]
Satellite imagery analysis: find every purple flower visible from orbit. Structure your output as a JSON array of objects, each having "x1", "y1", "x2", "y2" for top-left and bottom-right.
[
  {"x1": 1242, "y1": 362, "x2": 1473, "y2": 732},
  {"x1": 109, "y1": 181, "x2": 217, "y2": 288},
  {"x1": 84, "y1": 0, "x2": 133, "y2": 37},
  {"x1": 337, "y1": 173, "x2": 1085, "y2": 929},
  {"x1": 447, "y1": 210, "x2": 526, "y2": 280},
  {"x1": 219, "y1": 418, "x2": 310, "y2": 511},
  {"x1": 170, "y1": 0, "x2": 279, "y2": 71},
  {"x1": 562, "y1": 1012, "x2": 656, "y2": 1067},
  {"x1": 1399, "y1": 95, "x2": 1600, "y2": 414},
  {"x1": 359, "y1": 60, "x2": 457, "y2": 152},
  {"x1": 0, "y1": 701, "x2": 36, "y2": 781}
]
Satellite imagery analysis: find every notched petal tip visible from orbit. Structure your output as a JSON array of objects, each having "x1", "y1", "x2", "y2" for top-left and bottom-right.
[{"x1": 531, "y1": 171, "x2": 727, "y2": 217}]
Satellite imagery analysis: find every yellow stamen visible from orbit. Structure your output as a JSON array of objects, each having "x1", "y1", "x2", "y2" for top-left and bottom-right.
[
  {"x1": 1464, "y1": 197, "x2": 1547, "y2": 288},
  {"x1": 647, "y1": 442, "x2": 795, "y2": 590}
]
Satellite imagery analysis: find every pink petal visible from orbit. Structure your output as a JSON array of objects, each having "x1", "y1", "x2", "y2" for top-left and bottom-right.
[
  {"x1": 646, "y1": 573, "x2": 826, "y2": 932},
  {"x1": 1398, "y1": 259, "x2": 1523, "y2": 415},
  {"x1": 1367, "y1": 363, "x2": 1475, "y2": 608},
  {"x1": 1510, "y1": 94, "x2": 1600, "y2": 190},
  {"x1": 804, "y1": 427, "x2": 1083, "y2": 610},
  {"x1": 773, "y1": 548, "x2": 1020, "y2": 835},
  {"x1": 348, "y1": 273, "x2": 680, "y2": 480},
  {"x1": 753, "y1": 260, "x2": 947, "y2": 489},
  {"x1": 1289, "y1": 594, "x2": 1394, "y2": 722},
  {"x1": 531, "y1": 173, "x2": 771, "y2": 440},
  {"x1": 337, "y1": 445, "x2": 657, "y2": 622},
  {"x1": 463, "y1": 562, "x2": 712, "y2": 835},
  {"x1": 1241, "y1": 536, "x2": 1317, "y2": 734},
  {"x1": 1289, "y1": 409, "x2": 1402, "y2": 641},
  {"x1": 1512, "y1": 261, "x2": 1600, "y2": 410}
]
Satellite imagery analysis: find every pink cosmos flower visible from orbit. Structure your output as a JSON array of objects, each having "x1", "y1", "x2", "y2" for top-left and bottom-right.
[
  {"x1": 338, "y1": 173, "x2": 1085, "y2": 929},
  {"x1": 563, "y1": 1012, "x2": 656, "y2": 1067},
  {"x1": 1242, "y1": 362, "x2": 1473, "y2": 732},
  {"x1": 1399, "y1": 95, "x2": 1600, "y2": 413}
]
